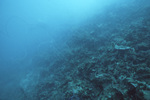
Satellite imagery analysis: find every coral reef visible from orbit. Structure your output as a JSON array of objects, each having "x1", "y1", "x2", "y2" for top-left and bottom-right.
[{"x1": 19, "y1": 1, "x2": 150, "y2": 100}]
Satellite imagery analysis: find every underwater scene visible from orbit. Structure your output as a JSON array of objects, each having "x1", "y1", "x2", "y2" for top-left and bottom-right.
[{"x1": 0, "y1": 0, "x2": 150, "y2": 100}]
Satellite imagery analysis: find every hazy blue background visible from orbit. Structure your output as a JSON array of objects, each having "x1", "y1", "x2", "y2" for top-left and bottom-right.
[{"x1": 0, "y1": 0, "x2": 127, "y2": 99}]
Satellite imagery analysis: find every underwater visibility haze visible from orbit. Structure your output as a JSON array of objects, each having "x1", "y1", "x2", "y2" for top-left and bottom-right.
[{"x1": 0, "y1": 0, "x2": 150, "y2": 100}]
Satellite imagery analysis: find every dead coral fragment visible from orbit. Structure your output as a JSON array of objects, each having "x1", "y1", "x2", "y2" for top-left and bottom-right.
[{"x1": 114, "y1": 45, "x2": 135, "y2": 51}]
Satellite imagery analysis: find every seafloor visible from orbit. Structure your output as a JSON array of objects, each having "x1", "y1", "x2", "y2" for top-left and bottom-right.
[{"x1": 19, "y1": 1, "x2": 150, "y2": 100}]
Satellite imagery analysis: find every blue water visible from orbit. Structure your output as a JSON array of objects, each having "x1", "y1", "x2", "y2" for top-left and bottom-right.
[{"x1": 0, "y1": 0, "x2": 150, "y2": 100}]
